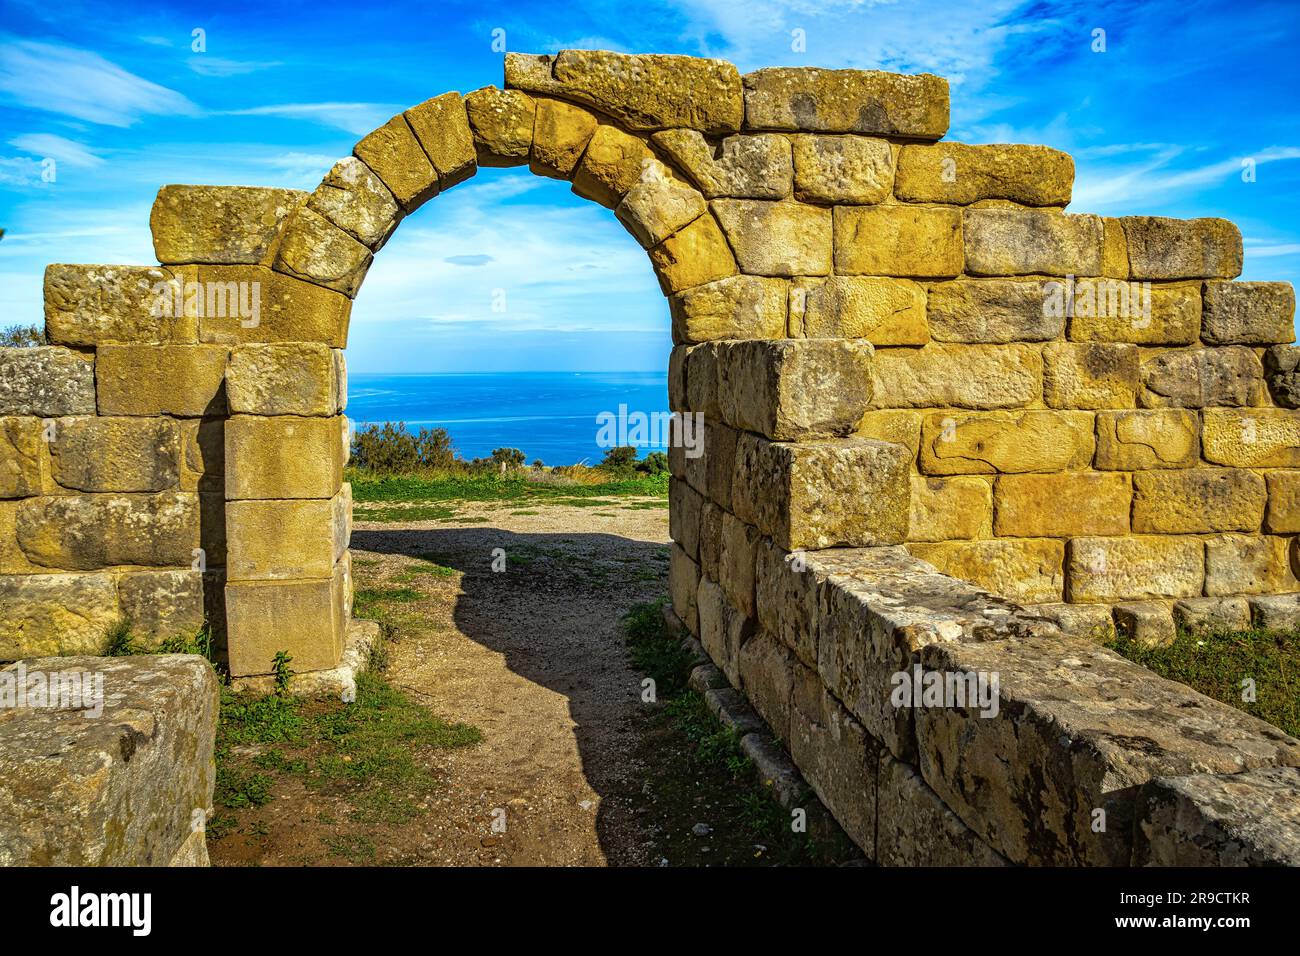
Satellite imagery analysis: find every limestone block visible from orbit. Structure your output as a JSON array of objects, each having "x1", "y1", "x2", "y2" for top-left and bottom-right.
[
  {"x1": 790, "y1": 134, "x2": 893, "y2": 204},
  {"x1": 669, "y1": 544, "x2": 700, "y2": 634},
  {"x1": 117, "y1": 569, "x2": 207, "y2": 645},
  {"x1": 754, "y1": 537, "x2": 819, "y2": 668},
  {"x1": 15, "y1": 492, "x2": 199, "y2": 571},
  {"x1": 916, "y1": 633, "x2": 1300, "y2": 865},
  {"x1": 918, "y1": 410, "x2": 1094, "y2": 474},
  {"x1": 0, "y1": 502, "x2": 41, "y2": 574},
  {"x1": 224, "y1": 415, "x2": 346, "y2": 500},
  {"x1": 1067, "y1": 281, "x2": 1201, "y2": 345},
  {"x1": 1265, "y1": 471, "x2": 1300, "y2": 533},
  {"x1": 876, "y1": 755, "x2": 1007, "y2": 866},
  {"x1": 871, "y1": 344, "x2": 1041, "y2": 410},
  {"x1": 833, "y1": 204, "x2": 962, "y2": 278},
  {"x1": 908, "y1": 538, "x2": 1064, "y2": 603},
  {"x1": 963, "y1": 208, "x2": 1103, "y2": 277},
  {"x1": 353, "y1": 114, "x2": 439, "y2": 212},
  {"x1": 192, "y1": 264, "x2": 351, "y2": 348},
  {"x1": 404, "y1": 92, "x2": 477, "y2": 188},
  {"x1": 1113, "y1": 601, "x2": 1177, "y2": 647},
  {"x1": 704, "y1": 420, "x2": 738, "y2": 511},
  {"x1": 1102, "y1": 217, "x2": 1129, "y2": 279},
  {"x1": 908, "y1": 475, "x2": 991, "y2": 541},
  {"x1": 697, "y1": 577, "x2": 753, "y2": 686},
  {"x1": 668, "y1": 275, "x2": 786, "y2": 343},
  {"x1": 1174, "y1": 596, "x2": 1252, "y2": 633},
  {"x1": 0, "y1": 572, "x2": 120, "y2": 659},
  {"x1": 96, "y1": 344, "x2": 228, "y2": 417},
  {"x1": 0, "y1": 347, "x2": 95, "y2": 417},
  {"x1": 698, "y1": 500, "x2": 722, "y2": 580},
  {"x1": 1202, "y1": 408, "x2": 1300, "y2": 467},
  {"x1": 737, "y1": 629, "x2": 795, "y2": 742},
  {"x1": 227, "y1": 343, "x2": 341, "y2": 416},
  {"x1": 1134, "y1": 767, "x2": 1300, "y2": 866},
  {"x1": 925, "y1": 278, "x2": 1061, "y2": 343},
  {"x1": 731, "y1": 433, "x2": 911, "y2": 550},
  {"x1": 0, "y1": 654, "x2": 217, "y2": 866},
  {"x1": 1122, "y1": 216, "x2": 1243, "y2": 280},
  {"x1": 1139, "y1": 346, "x2": 1265, "y2": 408},
  {"x1": 1095, "y1": 409, "x2": 1200, "y2": 470},
  {"x1": 43, "y1": 264, "x2": 197, "y2": 345},
  {"x1": 1202, "y1": 281, "x2": 1295, "y2": 345},
  {"x1": 650, "y1": 129, "x2": 792, "y2": 199},
  {"x1": 712, "y1": 199, "x2": 831, "y2": 276},
  {"x1": 48, "y1": 417, "x2": 180, "y2": 493},
  {"x1": 305, "y1": 157, "x2": 402, "y2": 251},
  {"x1": 683, "y1": 342, "x2": 720, "y2": 416},
  {"x1": 668, "y1": 477, "x2": 703, "y2": 561},
  {"x1": 792, "y1": 276, "x2": 928, "y2": 344},
  {"x1": 742, "y1": 68, "x2": 948, "y2": 139},
  {"x1": 227, "y1": 493, "x2": 348, "y2": 581},
  {"x1": 854, "y1": 409, "x2": 921, "y2": 457},
  {"x1": 464, "y1": 87, "x2": 535, "y2": 167},
  {"x1": 179, "y1": 419, "x2": 225, "y2": 493},
  {"x1": 719, "y1": 511, "x2": 760, "y2": 618},
  {"x1": 1249, "y1": 594, "x2": 1300, "y2": 631},
  {"x1": 150, "y1": 185, "x2": 303, "y2": 265},
  {"x1": 505, "y1": 50, "x2": 743, "y2": 135},
  {"x1": 1204, "y1": 534, "x2": 1297, "y2": 596},
  {"x1": 1132, "y1": 468, "x2": 1266, "y2": 534},
  {"x1": 894, "y1": 143, "x2": 1073, "y2": 206},
  {"x1": 715, "y1": 339, "x2": 874, "y2": 440},
  {"x1": 1066, "y1": 535, "x2": 1204, "y2": 603},
  {"x1": 994, "y1": 472, "x2": 1131, "y2": 537},
  {"x1": 1029, "y1": 602, "x2": 1115, "y2": 642},
  {"x1": 272, "y1": 206, "x2": 373, "y2": 297},
  {"x1": 572, "y1": 124, "x2": 653, "y2": 208},
  {"x1": 648, "y1": 213, "x2": 736, "y2": 294},
  {"x1": 1264, "y1": 345, "x2": 1300, "y2": 408},
  {"x1": 0, "y1": 418, "x2": 42, "y2": 499},
  {"x1": 528, "y1": 97, "x2": 598, "y2": 179},
  {"x1": 225, "y1": 572, "x2": 346, "y2": 676},
  {"x1": 615, "y1": 161, "x2": 707, "y2": 249},
  {"x1": 1041, "y1": 342, "x2": 1139, "y2": 409}
]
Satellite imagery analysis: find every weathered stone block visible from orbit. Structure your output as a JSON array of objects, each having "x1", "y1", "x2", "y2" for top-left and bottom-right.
[
  {"x1": 925, "y1": 278, "x2": 1061, "y2": 343},
  {"x1": 697, "y1": 577, "x2": 753, "y2": 686},
  {"x1": 225, "y1": 570, "x2": 347, "y2": 676},
  {"x1": 716, "y1": 338, "x2": 874, "y2": 440},
  {"x1": 1202, "y1": 408, "x2": 1300, "y2": 467},
  {"x1": 404, "y1": 92, "x2": 477, "y2": 188},
  {"x1": 918, "y1": 410, "x2": 1094, "y2": 474},
  {"x1": 1265, "y1": 345, "x2": 1300, "y2": 408},
  {"x1": 963, "y1": 209, "x2": 1103, "y2": 277},
  {"x1": 792, "y1": 276, "x2": 928, "y2": 344},
  {"x1": 719, "y1": 511, "x2": 760, "y2": 618},
  {"x1": 1103, "y1": 216, "x2": 1129, "y2": 278},
  {"x1": 854, "y1": 409, "x2": 921, "y2": 457},
  {"x1": 698, "y1": 500, "x2": 722, "y2": 580},
  {"x1": 353, "y1": 114, "x2": 439, "y2": 212},
  {"x1": 731, "y1": 433, "x2": 911, "y2": 550},
  {"x1": 908, "y1": 475, "x2": 991, "y2": 542},
  {"x1": 908, "y1": 538, "x2": 1064, "y2": 603},
  {"x1": 506, "y1": 50, "x2": 743, "y2": 135},
  {"x1": 1029, "y1": 602, "x2": 1115, "y2": 642},
  {"x1": 192, "y1": 264, "x2": 351, "y2": 348},
  {"x1": 0, "y1": 418, "x2": 42, "y2": 499},
  {"x1": 1113, "y1": 601, "x2": 1177, "y2": 647},
  {"x1": 669, "y1": 544, "x2": 700, "y2": 635},
  {"x1": 1249, "y1": 594, "x2": 1300, "y2": 631},
  {"x1": 1134, "y1": 767, "x2": 1300, "y2": 866},
  {"x1": 96, "y1": 344, "x2": 227, "y2": 417},
  {"x1": 615, "y1": 162, "x2": 707, "y2": 249},
  {"x1": 872, "y1": 344, "x2": 1042, "y2": 410},
  {"x1": 227, "y1": 343, "x2": 341, "y2": 416},
  {"x1": 668, "y1": 275, "x2": 786, "y2": 343},
  {"x1": 1122, "y1": 216, "x2": 1243, "y2": 280},
  {"x1": 894, "y1": 143, "x2": 1073, "y2": 206},
  {"x1": 1095, "y1": 409, "x2": 1200, "y2": 470},
  {"x1": 151, "y1": 185, "x2": 303, "y2": 265},
  {"x1": 1140, "y1": 346, "x2": 1265, "y2": 408},
  {"x1": 0, "y1": 654, "x2": 217, "y2": 866},
  {"x1": 742, "y1": 68, "x2": 949, "y2": 139},
  {"x1": 648, "y1": 213, "x2": 736, "y2": 294},
  {"x1": 273, "y1": 206, "x2": 372, "y2": 297},
  {"x1": 1041, "y1": 342, "x2": 1139, "y2": 409},
  {"x1": 668, "y1": 477, "x2": 703, "y2": 561},
  {"x1": 683, "y1": 342, "x2": 720, "y2": 416},
  {"x1": 994, "y1": 472, "x2": 1131, "y2": 537},
  {"x1": 704, "y1": 420, "x2": 738, "y2": 511},
  {"x1": 15, "y1": 492, "x2": 199, "y2": 570},
  {"x1": 1132, "y1": 468, "x2": 1266, "y2": 533},
  {"x1": 117, "y1": 569, "x2": 207, "y2": 645},
  {"x1": 790, "y1": 134, "x2": 893, "y2": 204},
  {"x1": 833, "y1": 204, "x2": 962, "y2": 278},
  {"x1": 876, "y1": 754, "x2": 1006, "y2": 866},
  {"x1": 1173, "y1": 596, "x2": 1252, "y2": 633},
  {"x1": 464, "y1": 87, "x2": 535, "y2": 167},
  {"x1": 0, "y1": 347, "x2": 95, "y2": 417},
  {"x1": 1265, "y1": 470, "x2": 1300, "y2": 533},
  {"x1": 737, "y1": 629, "x2": 794, "y2": 742},
  {"x1": 224, "y1": 415, "x2": 346, "y2": 500},
  {"x1": 0, "y1": 572, "x2": 120, "y2": 659},
  {"x1": 227, "y1": 493, "x2": 347, "y2": 581},
  {"x1": 178, "y1": 418, "x2": 225, "y2": 493},
  {"x1": 1066, "y1": 535, "x2": 1204, "y2": 602},
  {"x1": 754, "y1": 537, "x2": 819, "y2": 668},
  {"x1": 1204, "y1": 534, "x2": 1297, "y2": 596},
  {"x1": 651, "y1": 129, "x2": 792, "y2": 199},
  {"x1": 1202, "y1": 281, "x2": 1295, "y2": 345},
  {"x1": 305, "y1": 157, "x2": 402, "y2": 251},
  {"x1": 572, "y1": 124, "x2": 654, "y2": 208},
  {"x1": 49, "y1": 417, "x2": 179, "y2": 493},
  {"x1": 44, "y1": 264, "x2": 197, "y2": 345},
  {"x1": 712, "y1": 199, "x2": 831, "y2": 276},
  {"x1": 528, "y1": 97, "x2": 598, "y2": 179},
  {"x1": 1066, "y1": 280, "x2": 1200, "y2": 345}
]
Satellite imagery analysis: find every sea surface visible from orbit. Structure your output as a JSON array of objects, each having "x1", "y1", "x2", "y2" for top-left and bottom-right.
[{"x1": 346, "y1": 371, "x2": 671, "y2": 466}]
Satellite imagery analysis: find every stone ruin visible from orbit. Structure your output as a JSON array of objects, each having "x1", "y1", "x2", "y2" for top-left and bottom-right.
[{"x1": 1, "y1": 50, "x2": 1299, "y2": 865}]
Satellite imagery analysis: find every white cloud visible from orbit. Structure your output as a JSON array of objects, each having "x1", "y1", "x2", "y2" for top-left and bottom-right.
[
  {"x1": 218, "y1": 102, "x2": 402, "y2": 135},
  {"x1": 1244, "y1": 242, "x2": 1300, "y2": 259},
  {"x1": 1073, "y1": 145, "x2": 1300, "y2": 211},
  {"x1": 9, "y1": 133, "x2": 105, "y2": 168},
  {"x1": 0, "y1": 39, "x2": 199, "y2": 126},
  {"x1": 188, "y1": 56, "x2": 283, "y2": 78}
]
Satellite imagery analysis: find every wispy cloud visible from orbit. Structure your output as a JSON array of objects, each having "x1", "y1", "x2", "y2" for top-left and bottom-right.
[
  {"x1": 187, "y1": 56, "x2": 283, "y2": 78},
  {"x1": 217, "y1": 102, "x2": 401, "y2": 135},
  {"x1": 9, "y1": 133, "x2": 105, "y2": 168},
  {"x1": 1074, "y1": 145, "x2": 1300, "y2": 211}
]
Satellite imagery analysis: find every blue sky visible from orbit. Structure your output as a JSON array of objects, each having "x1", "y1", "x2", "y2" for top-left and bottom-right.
[{"x1": 1, "y1": 0, "x2": 1297, "y2": 373}]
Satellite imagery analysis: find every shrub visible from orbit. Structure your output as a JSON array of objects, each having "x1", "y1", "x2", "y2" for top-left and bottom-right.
[
  {"x1": 351, "y1": 423, "x2": 458, "y2": 471},
  {"x1": 0, "y1": 324, "x2": 44, "y2": 347}
]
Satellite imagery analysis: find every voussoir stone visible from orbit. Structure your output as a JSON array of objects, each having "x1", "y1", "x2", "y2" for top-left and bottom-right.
[
  {"x1": 506, "y1": 50, "x2": 743, "y2": 135},
  {"x1": 529, "y1": 97, "x2": 598, "y2": 180},
  {"x1": 273, "y1": 206, "x2": 373, "y2": 297},
  {"x1": 353, "y1": 113, "x2": 439, "y2": 212},
  {"x1": 650, "y1": 129, "x2": 792, "y2": 199},
  {"x1": 894, "y1": 143, "x2": 1073, "y2": 206},
  {"x1": 0, "y1": 347, "x2": 95, "y2": 417},
  {"x1": 615, "y1": 160, "x2": 707, "y2": 249},
  {"x1": 306, "y1": 157, "x2": 402, "y2": 251},
  {"x1": 742, "y1": 67, "x2": 949, "y2": 139},
  {"x1": 464, "y1": 87, "x2": 535, "y2": 166},
  {"x1": 404, "y1": 91, "x2": 478, "y2": 188},
  {"x1": 572, "y1": 124, "x2": 655, "y2": 208},
  {"x1": 649, "y1": 213, "x2": 736, "y2": 294}
]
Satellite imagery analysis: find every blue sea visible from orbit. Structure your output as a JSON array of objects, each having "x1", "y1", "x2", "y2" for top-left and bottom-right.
[{"x1": 346, "y1": 371, "x2": 671, "y2": 466}]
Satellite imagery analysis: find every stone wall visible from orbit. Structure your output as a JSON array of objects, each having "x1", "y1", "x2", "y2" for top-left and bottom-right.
[{"x1": 2, "y1": 50, "x2": 1298, "y2": 864}]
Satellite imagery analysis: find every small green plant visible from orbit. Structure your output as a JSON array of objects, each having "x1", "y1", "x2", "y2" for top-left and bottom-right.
[
  {"x1": 271, "y1": 650, "x2": 294, "y2": 695},
  {"x1": 103, "y1": 618, "x2": 138, "y2": 656}
]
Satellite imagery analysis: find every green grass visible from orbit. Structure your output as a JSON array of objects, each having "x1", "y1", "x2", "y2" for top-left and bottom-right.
[
  {"x1": 1108, "y1": 626, "x2": 1300, "y2": 738},
  {"x1": 347, "y1": 468, "x2": 669, "y2": 505},
  {"x1": 624, "y1": 600, "x2": 696, "y2": 700},
  {"x1": 353, "y1": 504, "x2": 458, "y2": 523}
]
